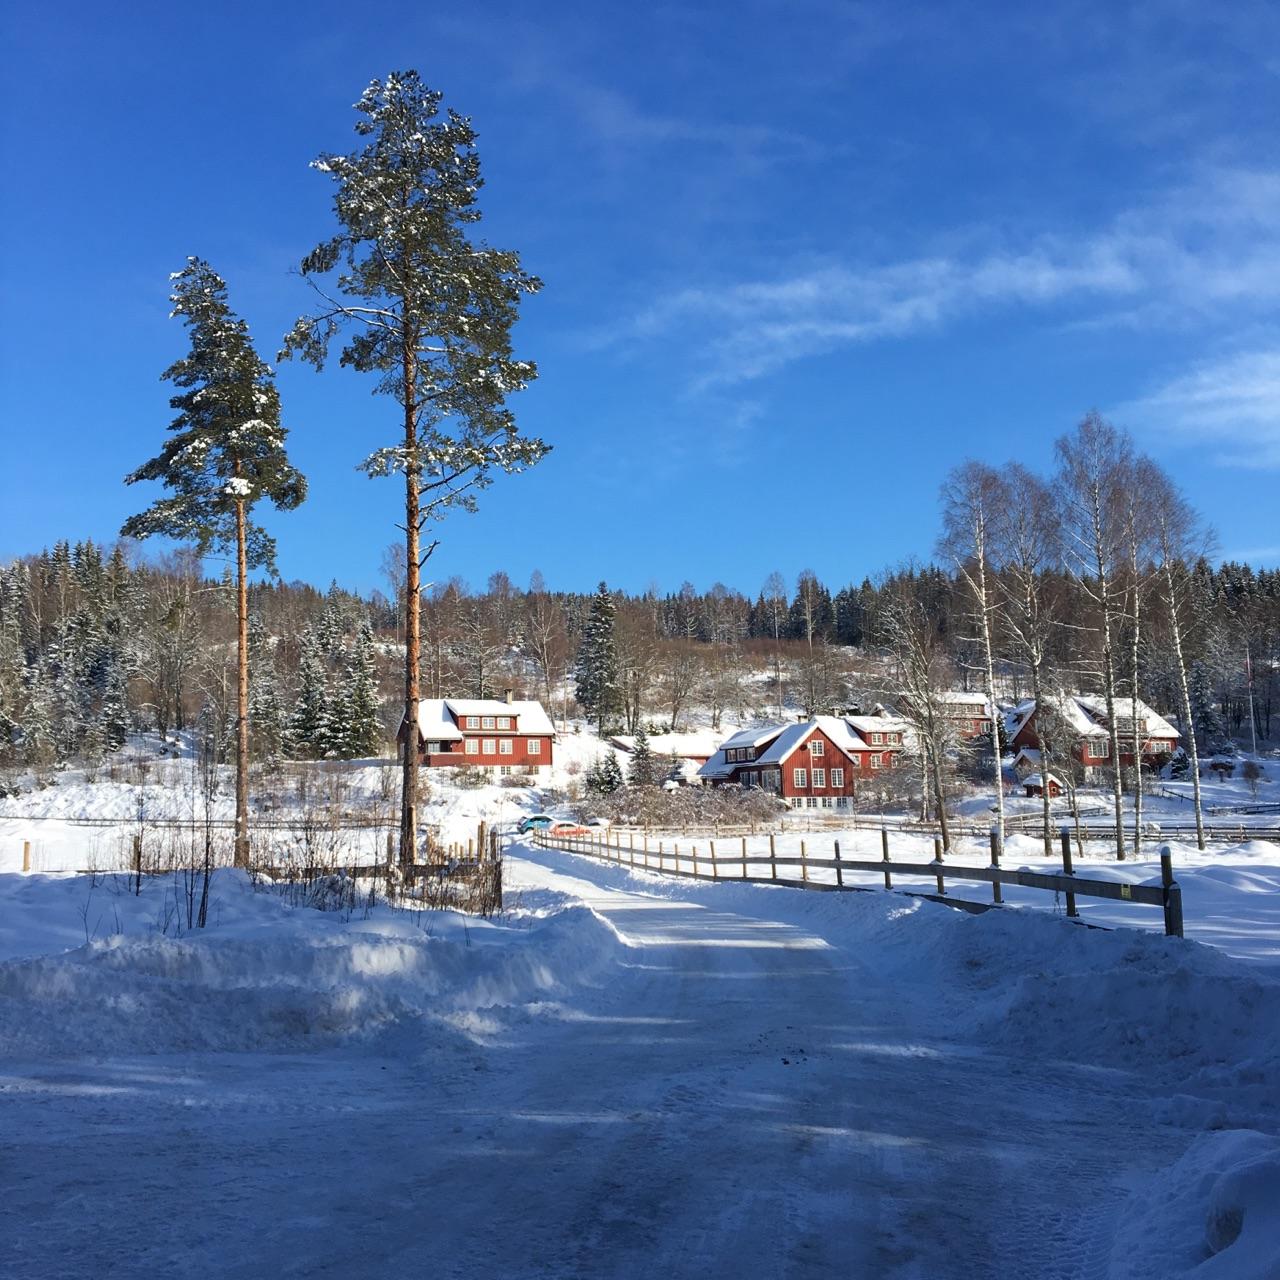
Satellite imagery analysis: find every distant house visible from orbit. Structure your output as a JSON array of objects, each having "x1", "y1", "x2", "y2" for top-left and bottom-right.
[
  {"x1": 399, "y1": 694, "x2": 555, "y2": 775},
  {"x1": 932, "y1": 691, "x2": 995, "y2": 741},
  {"x1": 698, "y1": 715, "x2": 907, "y2": 810},
  {"x1": 1023, "y1": 772, "x2": 1064, "y2": 798},
  {"x1": 1005, "y1": 694, "x2": 1178, "y2": 772}
]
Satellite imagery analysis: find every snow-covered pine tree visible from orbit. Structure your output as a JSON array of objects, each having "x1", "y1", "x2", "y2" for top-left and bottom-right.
[
  {"x1": 247, "y1": 614, "x2": 286, "y2": 766},
  {"x1": 284, "y1": 70, "x2": 548, "y2": 869},
  {"x1": 599, "y1": 752, "x2": 624, "y2": 794},
  {"x1": 290, "y1": 628, "x2": 330, "y2": 760},
  {"x1": 628, "y1": 723, "x2": 657, "y2": 787},
  {"x1": 342, "y1": 620, "x2": 383, "y2": 759},
  {"x1": 123, "y1": 259, "x2": 306, "y2": 866},
  {"x1": 575, "y1": 582, "x2": 622, "y2": 732}
]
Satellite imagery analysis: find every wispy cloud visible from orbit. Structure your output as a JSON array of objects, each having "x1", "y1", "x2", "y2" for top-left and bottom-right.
[
  {"x1": 1118, "y1": 346, "x2": 1280, "y2": 469},
  {"x1": 611, "y1": 167, "x2": 1280, "y2": 388}
]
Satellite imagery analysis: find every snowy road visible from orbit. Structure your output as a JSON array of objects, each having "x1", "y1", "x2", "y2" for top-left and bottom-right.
[{"x1": 2, "y1": 848, "x2": 1276, "y2": 1278}]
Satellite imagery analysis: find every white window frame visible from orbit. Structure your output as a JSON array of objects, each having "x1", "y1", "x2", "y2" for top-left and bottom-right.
[
  {"x1": 806, "y1": 797, "x2": 817, "y2": 809},
  {"x1": 812, "y1": 767, "x2": 826, "y2": 788},
  {"x1": 500, "y1": 764, "x2": 512, "y2": 776},
  {"x1": 481, "y1": 716, "x2": 496, "y2": 730},
  {"x1": 482, "y1": 738, "x2": 496, "y2": 754},
  {"x1": 528, "y1": 738, "x2": 541, "y2": 755},
  {"x1": 466, "y1": 716, "x2": 479, "y2": 729},
  {"x1": 834, "y1": 796, "x2": 848, "y2": 809},
  {"x1": 870, "y1": 753, "x2": 882, "y2": 769},
  {"x1": 871, "y1": 732, "x2": 883, "y2": 745},
  {"x1": 793, "y1": 767, "x2": 807, "y2": 788},
  {"x1": 831, "y1": 768, "x2": 844, "y2": 788},
  {"x1": 809, "y1": 739, "x2": 824, "y2": 756},
  {"x1": 498, "y1": 716, "x2": 512, "y2": 730},
  {"x1": 499, "y1": 739, "x2": 513, "y2": 755},
  {"x1": 888, "y1": 733, "x2": 900, "y2": 745},
  {"x1": 464, "y1": 738, "x2": 479, "y2": 755},
  {"x1": 821, "y1": 796, "x2": 832, "y2": 808}
]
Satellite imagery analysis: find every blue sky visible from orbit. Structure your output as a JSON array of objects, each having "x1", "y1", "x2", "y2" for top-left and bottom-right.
[{"x1": 2, "y1": 1, "x2": 1278, "y2": 598}]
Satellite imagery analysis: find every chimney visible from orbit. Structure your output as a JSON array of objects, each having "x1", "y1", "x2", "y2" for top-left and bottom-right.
[{"x1": 504, "y1": 688, "x2": 514, "y2": 705}]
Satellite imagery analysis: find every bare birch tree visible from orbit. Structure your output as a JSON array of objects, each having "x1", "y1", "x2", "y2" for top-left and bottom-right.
[{"x1": 1055, "y1": 412, "x2": 1133, "y2": 860}]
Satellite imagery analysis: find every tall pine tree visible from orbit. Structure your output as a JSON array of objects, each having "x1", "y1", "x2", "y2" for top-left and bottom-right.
[
  {"x1": 284, "y1": 71, "x2": 548, "y2": 867},
  {"x1": 575, "y1": 582, "x2": 622, "y2": 732},
  {"x1": 124, "y1": 259, "x2": 305, "y2": 865}
]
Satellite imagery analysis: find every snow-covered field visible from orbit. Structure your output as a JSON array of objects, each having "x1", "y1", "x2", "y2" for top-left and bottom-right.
[
  {"x1": 2, "y1": 844, "x2": 1278, "y2": 1278},
  {"x1": 2, "y1": 736, "x2": 1279, "y2": 1277}
]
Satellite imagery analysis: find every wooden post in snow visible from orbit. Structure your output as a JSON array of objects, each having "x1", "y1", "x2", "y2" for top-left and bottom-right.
[
  {"x1": 834, "y1": 839, "x2": 843, "y2": 888},
  {"x1": 769, "y1": 832, "x2": 777, "y2": 881},
  {"x1": 22, "y1": 840, "x2": 31, "y2": 874},
  {"x1": 881, "y1": 828, "x2": 892, "y2": 890}
]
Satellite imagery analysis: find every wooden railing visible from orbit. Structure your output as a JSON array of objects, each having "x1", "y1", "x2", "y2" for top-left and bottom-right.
[{"x1": 531, "y1": 825, "x2": 1186, "y2": 938}]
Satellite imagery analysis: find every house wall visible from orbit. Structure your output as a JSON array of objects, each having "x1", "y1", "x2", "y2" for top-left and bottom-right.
[{"x1": 420, "y1": 732, "x2": 554, "y2": 769}]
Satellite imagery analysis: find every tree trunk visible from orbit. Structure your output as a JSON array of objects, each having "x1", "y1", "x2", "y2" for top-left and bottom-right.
[
  {"x1": 1089, "y1": 490, "x2": 1126, "y2": 861},
  {"x1": 234, "y1": 494, "x2": 250, "y2": 869},
  {"x1": 1128, "y1": 528, "x2": 1144, "y2": 860},
  {"x1": 972, "y1": 520, "x2": 1005, "y2": 845},
  {"x1": 1165, "y1": 562, "x2": 1206, "y2": 849},
  {"x1": 400, "y1": 346, "x2": 421, "y2": 870}
]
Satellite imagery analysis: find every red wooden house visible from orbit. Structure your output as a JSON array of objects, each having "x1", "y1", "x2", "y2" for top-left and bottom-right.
[
  {"x1": 399, "y1": 696, "x2": 556, "y2": 775},
  {"x1": 1006, "y1": 694, "x2": 1178, "y2": 772},
  {"x1": 698, "y1": 715, "x2": 906, "y2": 810}
]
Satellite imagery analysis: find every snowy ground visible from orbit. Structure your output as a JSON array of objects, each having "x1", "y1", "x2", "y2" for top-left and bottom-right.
[{"x1": 3, "y1": 839, "x2": 1279, "y2": 1279}]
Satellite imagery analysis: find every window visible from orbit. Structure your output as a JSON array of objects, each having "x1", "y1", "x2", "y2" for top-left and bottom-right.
[
  {"x1": 834, "y1": 796, "x2": 848, "y2": 809},
  {"x1": 528, "y1": 765, "x2": 540, "y2": 775},
  {"x1": 871, "y1": 732, "x2": 883, "y2": 745},
  {"x1": 498, "y1": 716, "x2": 511, "y2": 730},
  {"x1": 464, "y1": 739, "x2": 479, "y2": 755},
  {"x1": 821, "y1": 796, "x2": 832, "y2": 808},
  {"x1": 870, "y1": 754, "x2": 882, "y2": 769},
  {"x1": 500, "y1": 765, "x2": 512, "y2": 776},
  {"x1": 426, "y1": 741, "x2": 441, "y2": 754},
  {"x1": 745, "y1": 771, "x2": 758, "y2": 786},
  {"x1": 812, "y1": 767, "x2": 826, "y2": 788},
  {"x1": 888, "y1": 733, "x2": 900, "y2": 745},
  {"x1": 499, "y1": 739, "x2": 513, "y2": 755},
  {"x1": 806, "y1": 797, "x2": 818, "y2": 809},
  {"x1": 793, "y1": 767, "x2": 807, "y2": 788},
  {"x1": 481, "y1": 716, "x2": 495, "y2": 729},
  {"x1": 528, "y1": 738, "x2": 541, "y2": 755},
  {"x1": 831, "y1": 768, "x2": 844, "y2": 788},
  {"x1": 466, "y1": 716, "x2": 479, "y2": 729},
  {"x1": 809, "y1": 739, "x2": 824, "y2": 756},
  {"x1": 482, "y1": 738, "x2": 496, "y2": 754}
]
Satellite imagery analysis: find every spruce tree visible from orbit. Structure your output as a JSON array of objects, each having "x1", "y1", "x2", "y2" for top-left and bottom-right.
[
  {"x1": 628, "y1": 723, "x2": 657, "y2": 787},
  {"x1": 284, "y1": 71, "x2": 548, "y2": 867},
  {"x1": 123, "y1": 259, "x2": 305, "y2": 866},
  {"x1": 290, "y1": 628, "x2": 329, "y2": 759},
  {"x1": 575, "y1": 583, "x2": 622, "y2": 732},
  {"x1": 343, "y1": 620, "x2": 384, "y2": 758}
]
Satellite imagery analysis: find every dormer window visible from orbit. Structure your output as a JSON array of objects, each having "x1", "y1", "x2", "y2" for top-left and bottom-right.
[
  {"x1": 481, "y1": 716, "x2": 496, "y2": 729},
  {"x1": 498, "y1": 716, "x2": 512, "y2": 730},
  {"x1": 466, "y1": 716, "x2": 479, "y2": 729},
  {"x1": 871, "y1": 732, "x2": 883, "y2": 745}
]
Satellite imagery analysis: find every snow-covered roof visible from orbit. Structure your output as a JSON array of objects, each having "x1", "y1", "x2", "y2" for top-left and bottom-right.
[
  {"x1": 1008, "y1": 694, "x2": 1179, "y2": 744},
  {"x1": 717, "y1": 722, "x2": 793, "y2": 752},
  {"x1": 1023, "y1": 772, "x2": 1064, "y2": 789},
  {"x1": 416, "y1": 698, "x2": 556, "y2": 739},
  {"x1": 845, "y1": 715, "x2": 910, "y2": 740},
  {"x1": 610, "y1": 731, "x2": 721, "y2": 760}
]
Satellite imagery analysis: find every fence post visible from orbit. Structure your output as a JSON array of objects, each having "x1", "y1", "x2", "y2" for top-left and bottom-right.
[
  {"x1": 989, "y1": 827, "x2": 1002, "y2": 906},
  {"x1": 659, "y1": 840, "x2": 665, "y2": 872},
  {"x1": 769, "y1": 832, "x2": 777, "y2": 880},
  {"x1": 630, "y1": 831, "x2": 636, "y2": 868},
  {"x1": 801, "y1": 839, "x2": 808, "y2": 883},
  {"x1": 711, "y1": 838, "x2": 718, "y2": 879},
  {"x1": 882, "y1": 828, "x2": 892, "y2": 890},
  {"x1": 1059, "y1": 825, "x2": 1078, "y2": 918},
  {"x1": 1160, "y1": 846, "x2": 1184, "y2": 938},
  {"x1": 22, "y1": 840, "x2": 31, "y2": 874},
  {"x1": 932, "y1": 835, "x2": 945, "y2": 895},
  {"x1": 834, "y1": 839, "x2": 843, "y2": 889}
]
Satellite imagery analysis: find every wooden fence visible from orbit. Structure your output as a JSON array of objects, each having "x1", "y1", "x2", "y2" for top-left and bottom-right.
[{"x1": 531, "y1": 824, "x2": 1186, "y2": 938}]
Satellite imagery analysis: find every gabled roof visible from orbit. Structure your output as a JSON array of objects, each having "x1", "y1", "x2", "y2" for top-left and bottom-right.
[
  {"x1": 1008, "y1": 693, "x2": 1179, "y2": 743},
  {"x1": 416, "y1": 698, "x2": 556, "y2": 739},
  {"x1": 610, "y1": 731, "x2": 721, "y2": 759}
]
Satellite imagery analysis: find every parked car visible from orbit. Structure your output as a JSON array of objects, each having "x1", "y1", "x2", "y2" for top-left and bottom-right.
[
  {"x1": 517, "y1": 814, "x2": 556, "y2": 834},
  {"x1": 548, "y1": 821, "x2": 590, "y2": 837},
  {"x1": 585, "y1": 817, "x2": 612, "y2": 829}
]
